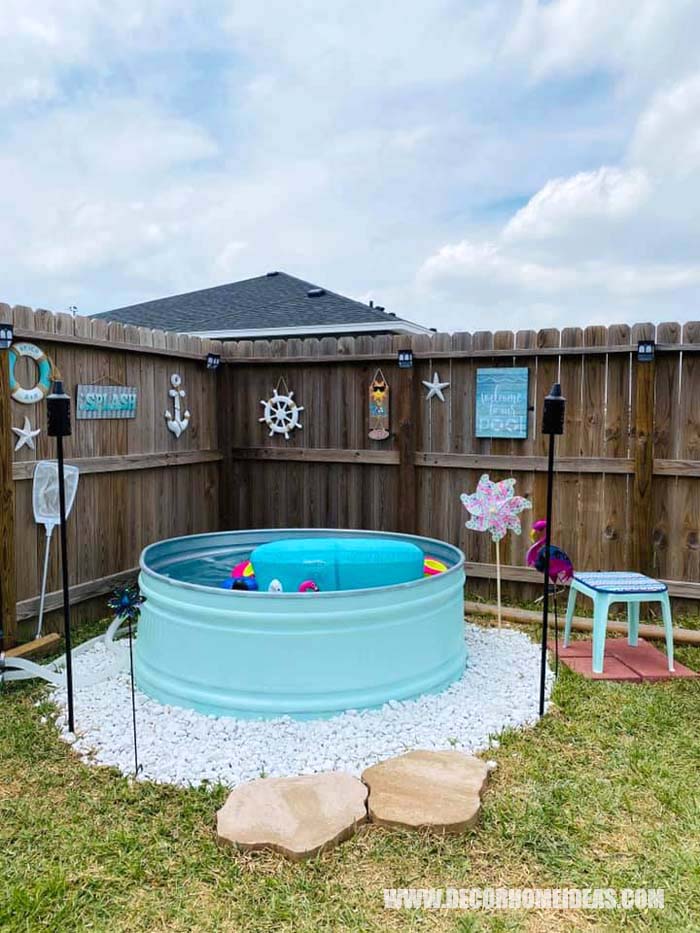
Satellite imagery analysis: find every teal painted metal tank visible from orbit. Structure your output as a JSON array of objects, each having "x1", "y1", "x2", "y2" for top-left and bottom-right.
[{"x1": 135, "y1": 529, "x2": 466, "y2": 719}]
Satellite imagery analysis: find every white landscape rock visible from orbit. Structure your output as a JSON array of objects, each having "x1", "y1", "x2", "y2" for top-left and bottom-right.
[{"x1": 49, "y1": 624, "x2": 553, "y2": 789}]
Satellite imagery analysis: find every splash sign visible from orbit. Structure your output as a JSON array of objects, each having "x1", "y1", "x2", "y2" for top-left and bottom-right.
[{"x1": 76, "y1": 385, "x2": 138, "y2": 419}]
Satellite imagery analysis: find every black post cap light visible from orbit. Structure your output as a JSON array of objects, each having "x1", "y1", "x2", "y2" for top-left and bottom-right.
[
  {"x1": 637, "y1": 340, "x2": 655, "y2": 362},
  {"x1": 542, "y1": 383, "x2": 566, "y2": 436},
  {"x1": 0, "y1": 322, "x2": 13, "y2": 350},
  {"x1": 47, "y1": 380, "x2": 72, "y2": 437}
]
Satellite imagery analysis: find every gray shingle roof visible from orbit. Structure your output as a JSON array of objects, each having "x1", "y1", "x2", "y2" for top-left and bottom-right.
[{"x1": 93, "y1": 272, "x2": 424, "y2": 336}]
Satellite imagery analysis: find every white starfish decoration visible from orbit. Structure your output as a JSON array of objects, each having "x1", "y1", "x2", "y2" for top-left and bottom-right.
[
  {"x1": 422, "y1": 371, "x2": 450, "y2": 402},
  {"x1": 12, "y1": 416, "x2": 41, "y2": 451}
]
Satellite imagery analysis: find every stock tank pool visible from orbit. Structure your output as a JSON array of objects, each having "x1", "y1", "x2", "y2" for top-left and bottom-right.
[{"x1": 135, "y1": 529, "x2": 466, "y2": 719}]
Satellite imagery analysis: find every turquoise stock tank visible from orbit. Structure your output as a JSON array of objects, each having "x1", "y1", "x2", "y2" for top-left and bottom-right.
[{"x1": 135, "y1": 529, "x2": 466, "y2": 719}]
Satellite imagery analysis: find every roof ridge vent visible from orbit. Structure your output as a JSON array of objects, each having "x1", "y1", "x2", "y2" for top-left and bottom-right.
[
  {"x1": 266, "y1": 271, "x2": 279, "y2": 277},
  {"x1": 307, "y1": 287, "x2": 325, "y2": 297}
]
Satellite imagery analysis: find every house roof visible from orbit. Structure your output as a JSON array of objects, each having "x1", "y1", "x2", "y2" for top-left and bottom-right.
[{"x1": 93, "y1": 272, "x2": 430, "y2": 338}]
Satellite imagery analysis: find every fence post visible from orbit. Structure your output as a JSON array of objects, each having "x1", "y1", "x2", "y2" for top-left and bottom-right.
[
  {"x1": 632, "y1": 329, "x2": 655, "y2": 576},
  {"x1": 397, "y1": 345, "x2": 417, "y2": 535},
  {"x1": 0, "y1": 315, "x2": 16, "y2": 648}
]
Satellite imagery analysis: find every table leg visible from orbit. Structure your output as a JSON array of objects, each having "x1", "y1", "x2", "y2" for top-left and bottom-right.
[
  {"x1": 564, "y1": 585, "x2": 577, "y2": 647},
  {"x1": 592, "y1": 595, "x2": 611, "y2": 674},
  {"x1": 660, "y1": 594, "x2": 675, "y2": 672},
  {"x1": 627, "y1": 602, "x2": 640, "y2": 647}
]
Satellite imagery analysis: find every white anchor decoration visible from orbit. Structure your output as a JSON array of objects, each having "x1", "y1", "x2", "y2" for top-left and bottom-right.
[{"x1": 164, "y1": 373, "x2": 190, "y2": 438}]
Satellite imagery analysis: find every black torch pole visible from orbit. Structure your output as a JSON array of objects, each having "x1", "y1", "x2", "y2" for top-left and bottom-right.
[
  {"x1": 127, "y1": 612, "x2": 140, "y2": 776},
  {"x1": 538, "y1": 433, "x2": 556, "y2": 717},
  {"x1": 47, "y1": 381, "x2": 75, "y2": 733},
  {"x1": 539, "y1": 383, "x2": 565, "y2": 717}
]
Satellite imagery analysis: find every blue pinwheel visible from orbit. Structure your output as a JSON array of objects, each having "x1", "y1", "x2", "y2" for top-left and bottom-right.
[{"x1": 107, "y1": 583, "x2": 144, "y2": 625}]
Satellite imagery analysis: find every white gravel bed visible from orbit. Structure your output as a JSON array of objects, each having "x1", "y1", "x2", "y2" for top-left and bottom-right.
[{"x1": 49, "y1": 623, "x2": 552, "y2": 788}]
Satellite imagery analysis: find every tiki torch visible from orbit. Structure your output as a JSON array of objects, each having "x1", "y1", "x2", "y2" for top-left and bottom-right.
[
  {"x1": 47, "y1": 380, "x2": 75, "y2": 733},
  {"x1": 539, "y1": 383, "x2": 566, "y2": 717}
]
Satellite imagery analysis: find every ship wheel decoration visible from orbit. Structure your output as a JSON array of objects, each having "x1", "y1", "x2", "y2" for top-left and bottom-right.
[{"x1": 259, "y1": 378, "x2": 304, "y2": 440}]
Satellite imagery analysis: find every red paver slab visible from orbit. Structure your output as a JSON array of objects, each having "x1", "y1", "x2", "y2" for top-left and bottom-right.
[
  {"x1": 607, "y1": 636, "x2": 657, "y2": 658},
  {"x1": 563, "y1": 656, "x2": 642, "y2": 682},
  {"x1": 548, "y1": 638, "x2": 638, "y2": 658},
  {"x1": 551, "y1": 636, "x2": 699, "y2": 682},
  {"x1": 548, "y1": 639, "x2": 591, "y2": 658},
  {"x1": 606, "y1": 638, "x2": 698, "y2": 680}
]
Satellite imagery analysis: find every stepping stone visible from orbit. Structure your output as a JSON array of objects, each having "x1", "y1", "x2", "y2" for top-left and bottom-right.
[
  {"x1": 362, "y1": 750, "x2": 488, "y2": 833},
  {"x1": 216, "y1": 771, "x2": 368, "y2": 861}
]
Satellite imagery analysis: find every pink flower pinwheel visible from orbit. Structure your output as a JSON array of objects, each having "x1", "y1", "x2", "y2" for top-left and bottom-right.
[{"x1": 460, "y1": 474, "x2": 531, "y2": 543}]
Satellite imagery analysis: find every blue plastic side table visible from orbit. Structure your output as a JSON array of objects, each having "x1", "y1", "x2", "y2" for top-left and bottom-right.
[{"x1": 564, "y1": 572, "x2": 675, "y2": 674}]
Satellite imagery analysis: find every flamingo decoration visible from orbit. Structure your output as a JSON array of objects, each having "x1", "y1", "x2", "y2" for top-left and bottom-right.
[
  {"x1": 526, "y1": 520, "x2": 574, "y2": 583},
  {"x1": 527, "y1": 520, "x2": 573, "y2": 674}
]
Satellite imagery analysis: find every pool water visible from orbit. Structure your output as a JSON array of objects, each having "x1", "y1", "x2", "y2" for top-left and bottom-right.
[{"x1": 162, "y1": 549, "x2": 248, "y2": 587}]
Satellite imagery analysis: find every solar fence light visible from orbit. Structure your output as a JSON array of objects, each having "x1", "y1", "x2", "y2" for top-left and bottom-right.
[
  {"x1": 0, "y1": 322, "x2": 13, "y2": 349},
  {"x1": 637, "y1": 340, "x2": 655, "y2": 362}
]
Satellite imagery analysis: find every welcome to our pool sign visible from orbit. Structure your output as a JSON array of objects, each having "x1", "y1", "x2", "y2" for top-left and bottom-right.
[
  {"x1": 475, "y1": 368, "x2": 529, "y2": 439},
  {"x1": 76, "y1": 384, "x2": 138, "y2": 420}
]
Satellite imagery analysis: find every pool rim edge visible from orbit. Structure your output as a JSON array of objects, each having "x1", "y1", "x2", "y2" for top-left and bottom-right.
[{"x1": 139, "y1": 527, "x2": 466, "y2": 599}]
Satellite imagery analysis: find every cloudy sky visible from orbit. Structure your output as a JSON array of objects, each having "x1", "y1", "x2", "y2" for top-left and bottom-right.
[{"x1": 1, "y1": 0, "x2": 699, "y2": 332}]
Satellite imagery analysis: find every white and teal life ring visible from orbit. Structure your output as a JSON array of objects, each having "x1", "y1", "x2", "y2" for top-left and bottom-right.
[{"x1": 9, "y1": 342, "x2": 54, "y2": 404}]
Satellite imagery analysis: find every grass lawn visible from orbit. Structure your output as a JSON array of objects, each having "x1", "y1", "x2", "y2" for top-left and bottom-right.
[{"x1": 1, "y1": 617, "x2": 699, "y2": 932}]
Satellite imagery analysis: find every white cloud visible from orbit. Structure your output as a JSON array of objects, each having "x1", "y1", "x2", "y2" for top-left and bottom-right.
[
  {"x1": 503, "y1": 167, "x2": 650, "y2": 242},
  {"x1": 631, "y1": 74, "x2": 700, "y2": 177},
  {"x1": 416, "y1": 62, "x2": 700, "y2": 330},
  {"x1": 505, "y1": 0, "x2": 700, "y2": 90},
  {"x1": 0, "y1": 1, "x2": 699, "y2": 330},
  {"x1": 0, "y1": 1, "x2": 208, "y2": 107}
]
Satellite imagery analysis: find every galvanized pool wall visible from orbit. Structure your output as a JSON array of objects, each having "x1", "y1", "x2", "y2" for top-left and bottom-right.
[{"x1": 135, "y1": 529, "x2": 466, "y2": 719}]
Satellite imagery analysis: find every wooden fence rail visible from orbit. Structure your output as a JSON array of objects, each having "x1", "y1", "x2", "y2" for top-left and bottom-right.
[{"x1": 3, "y1": 305, "x2": 700, "y2": 647}]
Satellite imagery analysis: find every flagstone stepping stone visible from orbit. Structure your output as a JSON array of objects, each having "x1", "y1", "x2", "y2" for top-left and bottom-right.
[
  {"x1": 362, "y1": 750, "x2": 489, "y2": 833},
  {"x1": 216, "y1": 771, "x2": 368, "y2": 860}
]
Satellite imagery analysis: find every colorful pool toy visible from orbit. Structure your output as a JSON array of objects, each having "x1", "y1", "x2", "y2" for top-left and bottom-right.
[
  {"x1": 423, "y1": 556, "x2": 448, "y2": 576},
  {"x1": 299, "y1": 580, "x2": 319, "y2": 593},
  {"x1": 231, "y1": 559, "x2": 255, "y2": 579},
  {"x1": 220, "y1": 576, "x2": 258, "y2": 591}
]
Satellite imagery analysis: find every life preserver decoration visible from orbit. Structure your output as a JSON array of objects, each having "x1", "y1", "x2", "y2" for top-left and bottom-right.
[{"x1": 9, "y1": 342, "x2": 54, "y2": 404}]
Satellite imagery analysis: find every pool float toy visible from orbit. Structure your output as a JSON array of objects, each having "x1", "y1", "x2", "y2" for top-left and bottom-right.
[
  {"x1": 423, "y1": 556, "x2": 447, "y2": 576},
  {"x1": 9, "y1": 342, "x2": 54, "y2": 404},
  {"x1": 231, "y1": 559, "x2": 255, "y2": 579},
  {"x1": 298, "y1": 580, "x2": 319, "y2": 593},
  {"x1": 232, "y1": 577, "x2": 258, "y2": 591},
  {"x1": 220, "y1": 576, "x2": 258, "y2": 591},
  {"x1": 268, "y1": 579, "x2": 283, "y2": 592}
]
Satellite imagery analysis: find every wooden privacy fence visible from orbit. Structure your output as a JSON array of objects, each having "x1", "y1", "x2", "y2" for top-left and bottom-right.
[
  {"x1": 218, "y1": 321, "x2": 700, "y2": 604},
  {"x1": 2, "y1": 304, "x2": 700, "y2": 647},
  {"x1": 0, "y1": 303, "x2": 223, "y2": 646}
]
